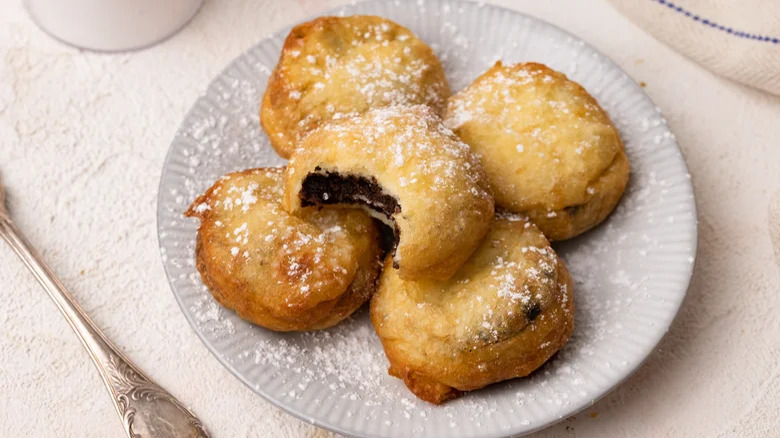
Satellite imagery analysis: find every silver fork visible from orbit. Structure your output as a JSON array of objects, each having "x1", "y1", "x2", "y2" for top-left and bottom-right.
[{"x1": 0, "y1": 182, "x2": 208, "y2": 437}]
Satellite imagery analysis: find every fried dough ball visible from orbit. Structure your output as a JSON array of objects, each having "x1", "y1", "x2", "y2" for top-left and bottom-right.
[
  {"x1": 445, "y1": 62, "x2": 630, "y2": 240},
  {"x1": 184, "y1": 168, "x2": 382, "y2": 332},
  {"x1": 283, "y1": 105, "x2": 494, "y2": 281},
  {"x1": 371, "y1": 214, "x2": 574, "y2": 404},
  {"x1": 261, "y1": 15, "x2": 450, "y2": 158}
]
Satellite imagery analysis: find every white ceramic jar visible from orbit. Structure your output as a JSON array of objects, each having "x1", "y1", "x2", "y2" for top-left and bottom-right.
[{"x1": 25, "y1": 0, "x2": 204, "y2": 52}]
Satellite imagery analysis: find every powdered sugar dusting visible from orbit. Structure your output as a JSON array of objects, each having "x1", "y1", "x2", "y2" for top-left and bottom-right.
[
  {"x1": 187, "y1": 168, "x2": 375, "y2": 317},
  {"x1": 300, "y1": 104, "x2": 490, "y2": 201},
  {"x1": 271, "y1": 16, "x2": 450, "y2": 149},
  {"x1": 444, "y1": 62, "x2": 625, "y2": 211}
]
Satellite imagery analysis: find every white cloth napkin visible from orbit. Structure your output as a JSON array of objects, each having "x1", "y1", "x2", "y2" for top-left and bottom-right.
[{"x1": 608, "y1": 0, "x2": 780, "y2": 95}]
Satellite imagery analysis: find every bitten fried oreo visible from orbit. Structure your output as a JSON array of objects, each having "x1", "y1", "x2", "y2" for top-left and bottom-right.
[
  {"x1": 445, "y1": 62, "x2": 630, "y2": 240},
  {"x1": 283, "y1": 105, "x2": 494, "y2": 281},
  {"x1": 261, "y1": 15, "x2": 450, "y2": 158},
  {"x1": 184, "y1": 168, "x2": 382, "y2": 332},
  {"x1": 370, "y1": 214, "x2": 574, "y2": 404}
]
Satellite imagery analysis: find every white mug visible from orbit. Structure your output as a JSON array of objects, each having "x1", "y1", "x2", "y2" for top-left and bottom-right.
[{"x1": 25, "y1": 0, "x2": 204, "y2": 52}]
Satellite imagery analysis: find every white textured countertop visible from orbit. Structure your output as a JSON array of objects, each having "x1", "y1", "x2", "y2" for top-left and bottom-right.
[{"x1": 1, "y1": 0, "x2": 778, "y2": 437}]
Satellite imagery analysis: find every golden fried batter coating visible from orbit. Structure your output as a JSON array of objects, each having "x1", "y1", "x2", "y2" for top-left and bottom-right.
[
  {"x1": 445, "y1": 62, "x2": 630, "y2": 240},
  {"x1": 261, "y1": 15, "x2": 450, "y2": 158},
  {"x1": 371, "y1": 214, "x2": 574, "y2": 404},
  {"x1": 184, "y1": 168, "x2": 382, "y2": 332},
  {"x1": 283, "y1": 105, "x2": 494, "y2": 281}
]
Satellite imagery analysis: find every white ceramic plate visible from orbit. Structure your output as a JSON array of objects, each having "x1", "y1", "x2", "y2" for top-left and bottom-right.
[{"x1": 157, "y1": 1, "x2": 697, "y2": 436}]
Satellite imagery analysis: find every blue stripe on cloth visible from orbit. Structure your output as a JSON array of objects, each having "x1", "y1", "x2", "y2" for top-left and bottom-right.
[{"x1": 654, "y1": 0, "x2": 779, "y2": 44}]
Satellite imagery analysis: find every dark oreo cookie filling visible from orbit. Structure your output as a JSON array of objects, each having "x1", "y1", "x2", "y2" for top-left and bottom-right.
[
  {"x1": 300, "y1": 170, "x2": 401, "y2": 261},
  {"x1": 525, "y1": 302, "x2": 541, "y2": 322}
]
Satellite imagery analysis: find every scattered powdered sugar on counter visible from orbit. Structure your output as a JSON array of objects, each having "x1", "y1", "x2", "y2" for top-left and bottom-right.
[{"x1": 157, "y1": 0, "x2": 696, "y2": 434}]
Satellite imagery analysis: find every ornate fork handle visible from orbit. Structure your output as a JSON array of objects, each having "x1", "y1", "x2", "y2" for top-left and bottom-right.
[{"x1": 0, "y1": 199, "x2": 207, "y2": 437}]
